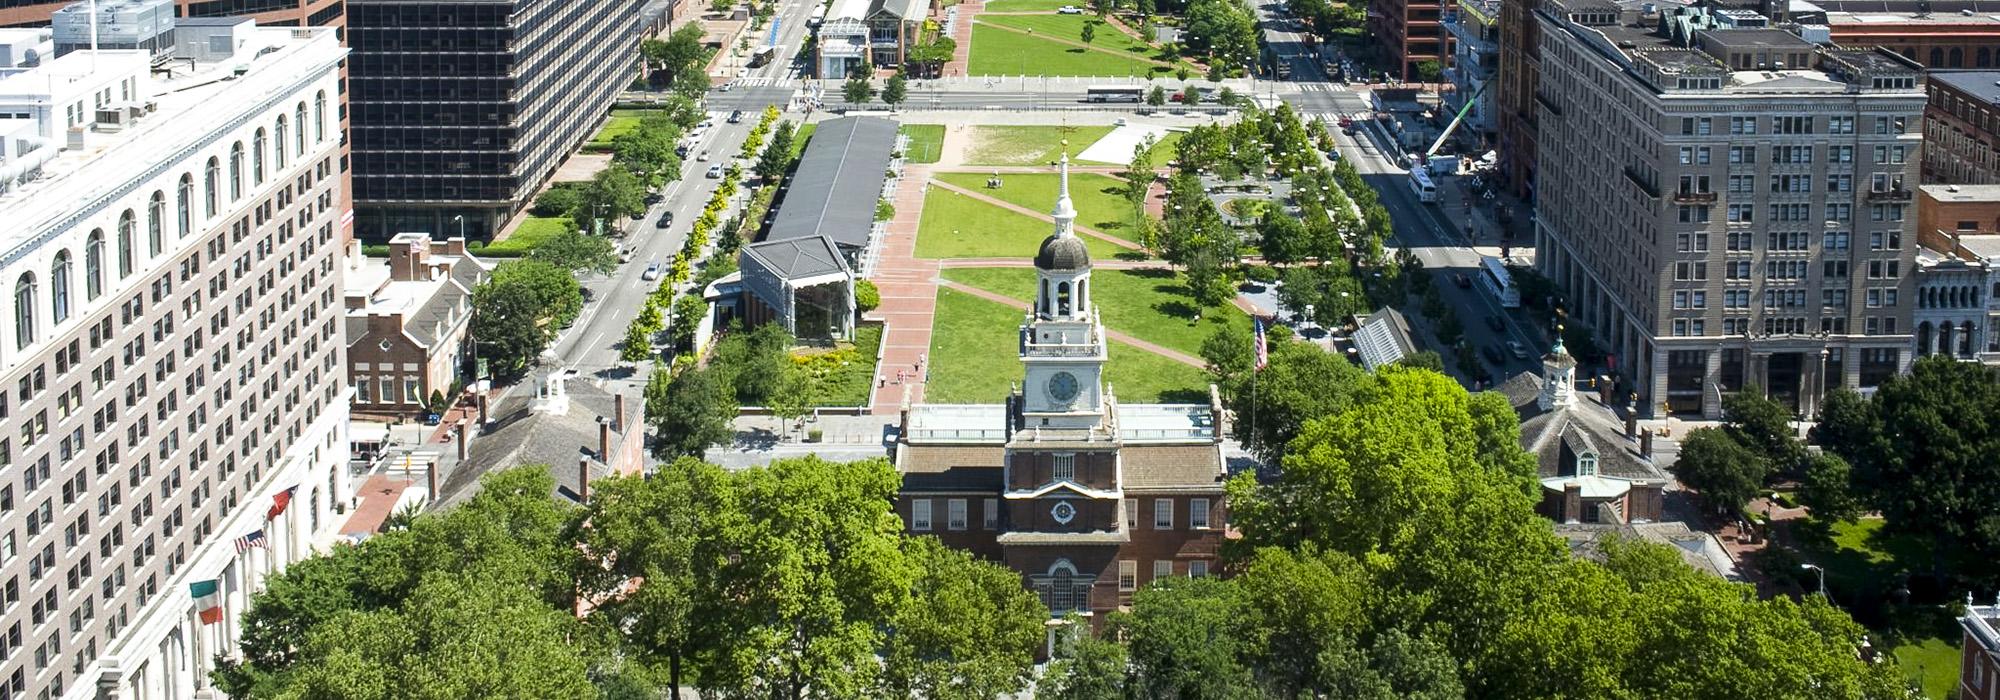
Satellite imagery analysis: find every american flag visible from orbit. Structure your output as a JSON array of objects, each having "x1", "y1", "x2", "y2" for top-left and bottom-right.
[
  {"x1": 1253, "y1": 317, "x2": 1269, "y2": 370},
  {"x1": 234, "y1": 529, "x2": 268, "y2": 554}
]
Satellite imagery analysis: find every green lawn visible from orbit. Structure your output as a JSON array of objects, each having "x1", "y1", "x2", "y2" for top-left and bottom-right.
[
  {"x1": 968, "y1": 24, "x2": 1176, "y2": 78},
  {"x1": 914, "y1": 188, "x2": 1128, "y2": 259},
  {"x1": 965, "y1": 125, "x2": 1115, "y2": 166},
  {"x1": 791, "y1": 122, "x2": 818, "y2": 160},
  {"x1": 980, "y1": 14, "x2": 1160, "y2": 58},
  {"x1": 1075, "y1": 130, "x2": 1184, "y2": 166},
  {"x1": 941, "y1": 266, "x2": 1248, "y2": 357},
  {"x1": 934, "y1": 171, "x2": 1145, "y2": 241},
  {"x1": 1892, "y1": 636, "x2": 1960, "y2": 700},
  {"x1": 478, "y1": 216, "x2": 572, "y2": 257},
  {"x1": 900, "y1": 124, "x2": 946, "y2": 164},
  {"x1": 982, "y1": 0, "x2": 1074, "y2": 10},
  {"x1": 926, "y1": 288, "x2": 1208, "y2": 403},
  {"x1": 589, "y1": 115, "x2": 644, "y2": 147},
  {"x1": 804, "y1": 323, "x2": 883, "y2": 407}
]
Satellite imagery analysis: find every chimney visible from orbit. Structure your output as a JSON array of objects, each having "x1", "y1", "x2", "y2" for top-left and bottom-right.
[
  {"x1": 577, "y1": 457, "x2": 592, "y2": 504},
  {"x1": 1640, "y1": 431, "x2": 1654, "y2": 458},
  {"x1": 442, "y1": 237, "x2": 469, "y2": 256},
  {"x1": 598, "y1": 417, "x2": 612, "y2": 463},
  {"x1": 613, "y1": 394, "x2": 626, "y2": 433},
  {"x1": 386, "y1": 233, "x2": 431, "y2": 282},
  {"x1": 477, "y1": 392, "x2": 490, "y2": 425},
  {"x1": 366, "y1": 312, "x2": 402, "y2": 340},
  {"x1": 426, "y1": 459, "x2": 439, "y2": 504},
  {"x1": 1625, "y1": 405, "x2": 1639, "y2": 439},
  {"x1": 455, "y1": 419, "x2": 468, "y2": 461}
]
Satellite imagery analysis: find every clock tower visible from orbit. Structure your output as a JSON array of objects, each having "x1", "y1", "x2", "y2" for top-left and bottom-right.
[{"x1": 1019, "y1": 154, "x2": 1108, "y2": 431}]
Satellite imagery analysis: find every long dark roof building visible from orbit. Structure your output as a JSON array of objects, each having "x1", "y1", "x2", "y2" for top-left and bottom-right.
[{"x1": 766, "y1": 116, "x2": 898, "y2": 260}]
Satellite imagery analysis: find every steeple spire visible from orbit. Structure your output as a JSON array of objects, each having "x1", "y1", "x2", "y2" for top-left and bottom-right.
[{"x1": 1051, "y1": 144, "x2": 1077, "y2": 238}]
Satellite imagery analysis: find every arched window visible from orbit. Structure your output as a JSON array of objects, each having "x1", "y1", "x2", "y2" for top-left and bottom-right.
[
  {"x1": 116, "y1": 209, "x2": 135, "y2": 279},
  {"x1": 1950, "y1": 47, "x2": 1964, "y2": 67},
  {"x1": 1962, "y1": 321, "x2": 1977, "y2": 357},
  {"x1": 314, "y1": 91, "x2": 326, "y2": 143},
  {"x1": 252, "y1": 129, "x2": 267, "y2": 185},
  {"x1": 50, "y1": 252, "x2": 70, "y2": 325},
  {"x1": 1578, "y1": 452, "x2": 1598, "y2": 476},
  {"x1": 147, "y1": 191, "x2": 165, "y2": 257},
  {"x1": 14, "y1": 273, "x2": 36, "y2": 350},
  {"x1": 274, "y1": 116, "x2": 289, "y2": 170},
  {"x1": 204, "y1": 157, "x2": 220, "y2": 218},
  {"x1": 296, "y1": 102, "x2": 309, "y2": 155},
  {"x1": 1981, "y1": 47, "x2": 1993, "y2": 68},
  {"x1": 177, "y1": 174, "x2": 193, "y2": 237},
  {"x1": 1057, "y1": 281, "x2": 1072, "y2": 316},
  {"x1": 1035, "y1": 559, "x2": 1086, "y2": 614},
  {"x1": 84, "y1": 230, "x2": 104, "y2": 301},
  {"x1": 1039, "y1": 279, "x2": 1050, "y2": 316},
  {"x1": 1931, "y1": 47, "x2": 1946, "y2": 67},
  {"x1": 228, "y1": 142, "x2": 244, "y2": 200}
]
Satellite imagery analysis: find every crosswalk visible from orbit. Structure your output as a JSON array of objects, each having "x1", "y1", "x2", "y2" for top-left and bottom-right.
[{"x1": 729, "y1": 76, "x2": 801, "y2": 88}]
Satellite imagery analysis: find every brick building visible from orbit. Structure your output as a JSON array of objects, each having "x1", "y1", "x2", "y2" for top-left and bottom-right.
[
  {"x1": 1960, "y1": 597, "x2": 2000, "y2": 700},
  {"x1": 1923, "y1": 72, "x2": 2000, "y2": 185},
  {"x1": 894, "y1": 158, "x2": 1228, "y2": 642},
  {"x1": 342, "y1": 233, "x2": 488, "y2": 421},
  {"x1": 1497, "y1": 336, "x2": 1668, "y2": 524},
  {"x1": 1369, "y1": 0, "x2": 1455, "y2": 81},
  {"x1": 1785, "y1": 1, "x2": 2000, "y2": 71},
  {"x1": 1494, "y1": 0, "x2": 1541, "y2": 198}
]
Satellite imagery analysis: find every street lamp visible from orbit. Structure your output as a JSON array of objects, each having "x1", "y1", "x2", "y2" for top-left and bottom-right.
[
  {"x1": 1800, "y1": 563, "x2": 1827, "y2": 598},
  {"x1": 452, "y1": 214, "x2": 465, "y2": 239}
]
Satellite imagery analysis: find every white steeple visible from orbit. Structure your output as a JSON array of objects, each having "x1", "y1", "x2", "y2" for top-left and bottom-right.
[
  {"x1": 1050, "y1": 147, "x2": 1077, "y2": 238},
  {"x1": 1539, "y1": 326, "x2": 1578, "y2": 411}
]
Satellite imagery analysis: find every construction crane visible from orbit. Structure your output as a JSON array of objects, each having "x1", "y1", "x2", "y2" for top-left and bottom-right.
[{"x1": 1421, "y1": 81, "x2": 1491, "y2": 160}]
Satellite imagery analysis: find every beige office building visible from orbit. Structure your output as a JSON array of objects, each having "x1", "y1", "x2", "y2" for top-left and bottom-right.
[{"x1": 1531, "y1": 0, "x2": 1924, "y2": 418}]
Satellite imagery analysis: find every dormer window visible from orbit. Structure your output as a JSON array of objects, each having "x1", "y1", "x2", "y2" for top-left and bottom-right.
[
  {"x1": 1579, "y1": 453, "x2": 1599, "y2": 476},
  {"x1": 1053, "y1": 453, "x2": 1075, "y2": 482}
]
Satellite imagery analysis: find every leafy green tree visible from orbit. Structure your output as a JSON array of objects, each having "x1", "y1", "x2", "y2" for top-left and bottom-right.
[
  {"x1": 710, "y1": 322, "x2": 794, "y2": 404},
  {"x1": 1120, "y1": 576, "x2": 1258, "y2": 699},
  {"x1": 1799, "y1": 451, "x2": 1863, "y2": 522},
  {"x1": 767, "y1": 363, "x2": 818, "y2": 440},
  {"x1": 578, "y1": 166, "x2": 648, "y2": 223},
  {"x1": 878, "y1": 537, "x2": 1046, "y2": 698},
  {"x1": 854, "y1": 278, "x2": 881, "y2": 312},
  {"x1": 1721, "y1": 385, "x2": 1805, "y2": 471},
  {"x1": 1146, "y1": 85, "x2": 1168, "y2": 107},
  {"x1": 1414, "y1": 60, "x2": 1443, "y2": 83},
  {"x1": 644, "y1": 25, "x2": 711, "y2": 83},
  {"x1": 1182, "y1": 0, "x2": 1257, "y2": 66},
  {"x1": 844, "y1": 73, "x2": 874, "y2": 105},
  {"x1": 1673, "y1": 427, "x2": 1769, "y2": 515},
  {"x1": 645, "y1": 366, "x2": 737, "y2": 459},
  {"x1": 1081, "y1": 21, "x2": 1097, "y2": 45},
  {"x1": 528, "y1": 228, "x2": 619, "y2": 275},
  {"x1": 1041, "y1": 626, "x2": 1132, "y2": 700},
  {"x1": 666, "y1": 293, "x2": 708, "y2": 352},
  {"x1": 471, "y1": 261, "x2": 581, "y2": 380},
  {"x1": 531, "y1": 185, "x2": 585, "y2": 218},
  {"x1": 882, "y1": 71, "x2": 909, "y2": 108},
  {"x1": 756, "y1": 120, "x2": 798, "y2": 181},
  {"x1": 1125, "y1": 135, "x2": 1158, "y2": 212}
]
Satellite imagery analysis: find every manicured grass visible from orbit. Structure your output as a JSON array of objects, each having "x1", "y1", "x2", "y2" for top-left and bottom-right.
[
  {"x1": 925, "y1": 288, "x2": 1208, "y2": 403},
  {"x1": 1074, "y1": 129, "x2": 1184, "y2": 166},
  {"x1": 478, "y1": 216, "x2": 571, "y2": 256},
  {"x1": 803, "y1": 323, "x2": 883, "y2": 407},
  {"x1": 965, "y1": 125, "x2": 1116, "y2": 166},
  {"x1": 791, "y1": 122, "x2": 818, "y2": 160},
  {"x1": 983, "y1": 0, "x2": 1074, "y2": 10},
  {"x1": 941, "y1": 266, "x2": 1248, "y2": 357},
  {"x1": 979, "y1": 14, "x2": 1174, "y2": 65},
  {"x1": 1891, "y1": 636, "x2": 1960, "y2": 700},
  {"x1": 914, "y1": 188, "x2": 1128, "y2": 259},
  {"x1": 590, "y1": 116, "x2": 644, "y2": 147},
  {"x1": 968, "y1": 24, "x2": 1176, "y2": 78},
  {"x1": 900, "y1": 124, "x2": 946, "y2": 164},
  {"x1": 934, "y1": 171, "x2": 1145, "y2": 240}
]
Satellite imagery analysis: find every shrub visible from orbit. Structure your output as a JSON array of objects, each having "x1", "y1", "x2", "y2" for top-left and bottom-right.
[
  {"x1": 1244, "y1": 264, "x2": 1279, "y2": 283},
  {"x1": 854, "y1": 279, "x2": 881, "y2": 312},
  {"x1": 531, "y1": 185, "x2": 585, "y2": 218}
]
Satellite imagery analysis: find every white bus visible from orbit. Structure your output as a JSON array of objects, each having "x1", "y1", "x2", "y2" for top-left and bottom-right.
[
  {"x1": 1085, "y1": 85, "x2": 1145, "y2": 103},
  {"x1": 1479, "y1": 256, "x2": 1521, "y2": 308},
  {"x1": 1408, "y1": 168, "x2": 1438, "y2": 203}
]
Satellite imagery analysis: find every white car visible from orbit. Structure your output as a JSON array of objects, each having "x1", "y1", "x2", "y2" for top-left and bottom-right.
[
  {"x1": 706, "y1": 164, "x2": 724, "y2": 179},
  {"x1": 642, "y1": 261, "x2": 663, "y2": 281},
  {"x1": 1056, "y1": 5, "x2": 1083, "y2": 12},
  {"x1": 697, "y1": 150, "x2": 711, "y2": 161},
  {"x1": 1507, "y1": 341, "x2": 1529, "y2": 359}
]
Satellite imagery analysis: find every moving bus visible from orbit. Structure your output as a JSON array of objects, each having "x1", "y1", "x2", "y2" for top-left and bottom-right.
[
  {"x1": 1085, "y1": 85, "x2": 1145, "y2": 103},
  {"x1": 1479, "y1": 256, "x2": 1522, "y2": 308},
  {"x1": 1408, "y1": 168, "x2": 1438, "y2": 203}
]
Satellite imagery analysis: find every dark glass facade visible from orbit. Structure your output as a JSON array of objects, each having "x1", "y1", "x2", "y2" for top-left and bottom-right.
[{"x1": 347, "y1": 0, "x2": 637, "y2": 241}]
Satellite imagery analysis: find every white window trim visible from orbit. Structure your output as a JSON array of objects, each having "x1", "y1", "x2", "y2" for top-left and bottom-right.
[
  {"x1": 1117, "y1": 560, "x2": 1136, "y2": 591},
  {"x1": 1154, "y1": 498, "x2": 1173, "y2": 530},
  {"x1": 910, "y1": 499, "x2": 931, "y2": 531},
  {"x1": 1153, "y1": 559, "x2": 1173, "y2": 581},
  {"x1": 1190, "y1": 498, "x2": 1210, "y2": 529},
  {"x1": 946, "y1": 498, "x2": 967, "y2": 531}
]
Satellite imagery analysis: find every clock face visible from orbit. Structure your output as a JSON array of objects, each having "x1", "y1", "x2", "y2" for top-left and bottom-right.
[
  {"x1": 1047, "y1": 371, "x2": 1080, "y2": 404},
  {"x1": 1050, "y1": 501, "x2": 1076, "y2": 524}
]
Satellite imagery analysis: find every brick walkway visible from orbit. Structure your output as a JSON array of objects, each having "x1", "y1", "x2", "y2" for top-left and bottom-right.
[
  {"x1": 869, "y1": 165, "x2": 944, "y2": 414},
  {"x1": 937, "y1": 280, "x2": 1204, "y2": 367},
  {"x1": 928, "y1": 180, "x2": 1145, "y2": 250},
  {"x1": 340, "y1": 473, "x2": 417, "y2": 537},
  {"x1": 942, "y1": 0, "x2": 983, "y2": 78}
]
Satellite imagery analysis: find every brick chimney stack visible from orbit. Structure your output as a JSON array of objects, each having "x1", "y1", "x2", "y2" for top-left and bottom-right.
[
  {"x1": 386, "y1": 233, "x2": 432, "y2": 282},
  {"x1": 613, "y1": 394, "x2": 626, "y2": 433},
  {"x1": 455, "y1": 419, "x2": 468, "y2": 461},
  {"x1": 577, "y1": 457, "x2": 592, "y2": 504},
  {"x1": 597, "y1": 417, "x2": 612, "y2": 463}
]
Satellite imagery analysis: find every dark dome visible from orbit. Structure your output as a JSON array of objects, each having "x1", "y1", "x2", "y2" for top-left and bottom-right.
[{"x1": 1035, "y1": 234, "x2": 1091, "y2": 271}]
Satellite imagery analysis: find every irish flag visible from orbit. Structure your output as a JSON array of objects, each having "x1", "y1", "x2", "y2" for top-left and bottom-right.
[{"x1": 190, "y1": 579, "x2": 224, "y2": 625}]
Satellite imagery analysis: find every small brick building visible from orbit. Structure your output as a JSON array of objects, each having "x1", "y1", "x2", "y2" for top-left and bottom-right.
[
  {"x1": 1961, "y1": 599, "x2": 2000, "y2": 700},
  {"x1": 1497, "y1": 336, "x2": 1668, "y2": 525},
  {"x1": 343, "y1": 232, "x2": 487, "y2": 421},
  {"x1": 894, "y1": 159, "x2": 1229, "y2": 647}
]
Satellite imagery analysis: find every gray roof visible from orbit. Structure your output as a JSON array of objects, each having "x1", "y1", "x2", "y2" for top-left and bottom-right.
[
  {"x1": 1353, "y1": 307, "x2": 1418, "y2": 371},
  {"x1": 899, "y1": 445, "x2": 1006, "y2": 492},
  {"x1": 1120, "y1": 444, "x2": 1226, "y2": 491},
  {"x1": 1933, "y1": 71, "x2": 2000, "y2": 106},
  {"x1": 1495, "y1": 370, "x2": 1668, "y2": 482},
  {"x1": 1034, "y1": 234, "x2": 1091, "y2": 272},
  {"x1": 742, "y1": 235, "x2": 850, "y2": 280},
  {"x1": 1700, "y1": 28, "x2": 1811, "y2": 48},
  {"x1": 437, "y1": 377, "x2": 640, "y2": 508},
  {"x1": 766, "y1": 116, "x2": 898, "y2": 251}
]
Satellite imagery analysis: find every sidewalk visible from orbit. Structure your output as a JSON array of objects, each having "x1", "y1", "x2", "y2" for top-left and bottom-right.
[
  {"x1": 942, "y1": 0, "x2": 983, "y2": 78},
  {"x1": 869, "y1": 166, "x2": 944, "y2": 414}
]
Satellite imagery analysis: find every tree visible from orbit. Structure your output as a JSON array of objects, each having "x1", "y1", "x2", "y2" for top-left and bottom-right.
[
  {"x1": 1081, "y1": 21, "x2": 1097, "y2": 45},
  {"x1": 1041, "y1": 626, "x2": 1131, "y2": 700},
  {"x1": 878, "y1": 537, "x2": 1046, "y2": 698},
  {"x1": 882, "y1": 71, "x2": 909, "y2": 108},
  {"x1": 854, "y1": 278, "x2": 881, "y2": 312},
  {"x1": 1414, "y1": 60, "x2": 1443, "y2": 83},
  {"x1": 1120, "y1": 577, "x2": 1258, "y2": 698},
  {"x1": 1181, "y1": 0, "x2": 1257, "y2": 66},
  {"x1": 531, "y1": 185, "x2": 585, "y2": 218},
  {"x1": 1721, "y1": 385, "x2": 1806, "y2": 472},
  {"x1": 578, "y1": 166, "x2": 648, "y2": 224},
  {"x1": 844, "y1": 73, "x2": 874, "y2": 105},
  {"x1": 1673, "y1": 427, "x2": 1769, "y2": 515},
  {"x1": 471, "y1": 261, "x2": 582, "y2": 380},
  {"x1": 528, "y1": 228, "x2": 619, "y2": 275},
  {"x1": 646, "y1": 366, "x2": 737, "y2": 459},
  {"x1": 1258, "y1": 214, "x2": 1311, "y2": 263},
  {"x1": 1147, "y1": 85, "x2": 1168, "y2": 107},
  {"x1": 666, "y1": 293, "x2": 708, "y2": 352},
  {"x1": 767, "y1": 364, "x2": 818, "y2": 441},
  {"x1": 645, "y1": 25, "x2": 711, "y2": 84},
  {"x1": 756, "y1": 120, "x2": 798, "y2": 182},
  {"x1": 1798, "y1": 452, "x2": 1864, "y2": 522}
]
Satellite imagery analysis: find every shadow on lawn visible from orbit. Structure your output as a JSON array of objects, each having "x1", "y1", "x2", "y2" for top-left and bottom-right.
[{"x1": 1764, "y1": 517, "x2": 1961, "y2": 645}]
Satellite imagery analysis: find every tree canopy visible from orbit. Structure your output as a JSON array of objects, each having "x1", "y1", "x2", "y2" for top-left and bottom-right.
[{"x1": 471, "y1": 260, "x2": 582, "y2": 380}]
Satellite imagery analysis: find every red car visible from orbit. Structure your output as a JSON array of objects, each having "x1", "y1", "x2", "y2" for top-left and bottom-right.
[{"x1": 1337, "y1": 116, "x2": 1354, "y2": 128}]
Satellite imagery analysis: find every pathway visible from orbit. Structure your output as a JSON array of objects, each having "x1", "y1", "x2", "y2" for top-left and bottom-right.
[
  {"x1": 942, "y1": 0, "x2": 984, "y2": 78},
  {"x1": 869, "y1": 165, "x2": 944, "y2": 414},
  {"x1": 937, "y1": 164, "x2": 1129, "y2": 175},
  {"x1": 938, "y1": 257, "x2": 1165, "y2": 269},
  {"x1": 971, "y1": 20, "x2": 1181, "y2": 68},
  {"x1": 928, "y1": 179, "x2": 1146, "y2": 250},
  {"x1": 937, "y1": 280, "x2": 1204, "y2": 367}
]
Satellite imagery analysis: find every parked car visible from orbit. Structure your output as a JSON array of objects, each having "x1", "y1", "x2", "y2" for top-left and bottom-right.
[
  {"x1": 644, "y1": 191, "x2": 664, "y2": 205},
  {"x1": 1481, "y1": 345, "x2": 1504, "y2": 365},
  {"x1": 1507, "y1": 341, "x2": 1529, "y2": 359},
  {"x1": 655, "y1": 211, "x2": 674, "y2": 229},
  {"x1": 698, "y1": 150, "x2": 711, "y2": 161},
  {"x1": 1484, "y1": 315, "x2": 1505, "y2": 333},
  {"x1": 1452, "y1": 272, "x2": 1472, "y2": 288},
  {"x1": 706, "y1": 164, "x2": 724, "y2": 179},
  {"x1": 727, "y1": 109, "x2": 745, "y2": 124},
  {"x1": 642, "y1": 261, "x2": 663, "y2": 281},
  {"x1": 1056, "y1": 5, "x2": 1084, "y2": 13}
]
